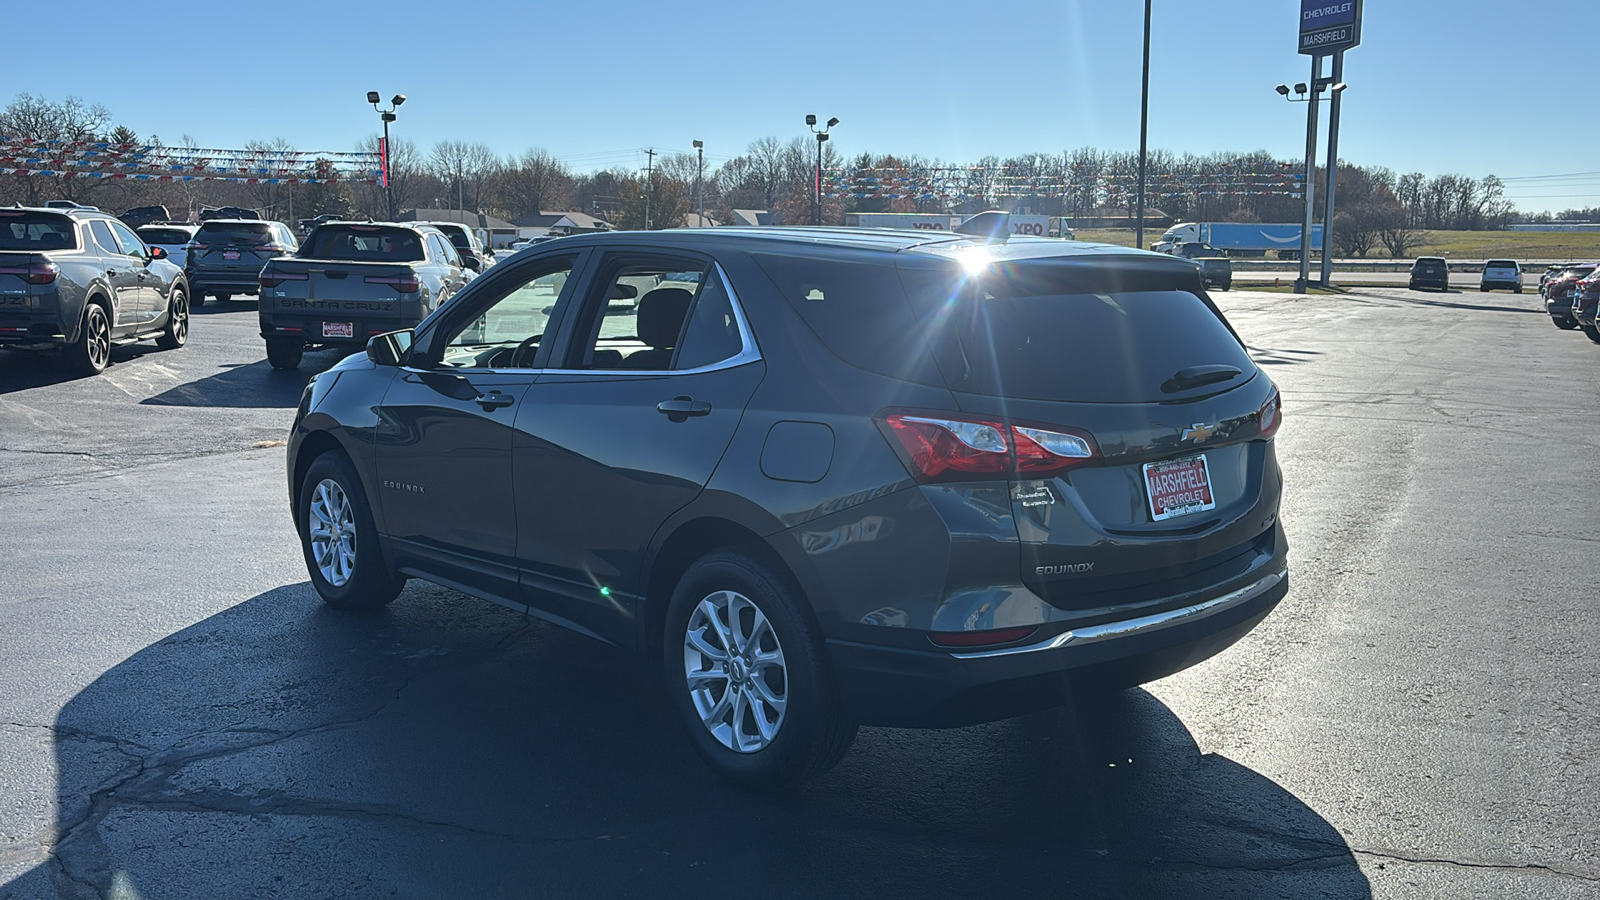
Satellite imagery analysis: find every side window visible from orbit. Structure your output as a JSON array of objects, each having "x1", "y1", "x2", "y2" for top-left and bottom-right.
[
  {"x1": 567, "y1": 258, "x2": 707, "y2": 370},
  {"x1": 435, "y1": 235, "x2": 461, "y2": 267},
  {"x1": 674, "y1": 270, "x2": 746, "y2": 370},
  {"x1": 107, "y1": 220, "x2": 147, "y2": 258},
  {"x1": 89, "y1": 220, "x2": 122, "y2": 256},
  {"x1": 438, "y1": 256, "x2": 576, "y2": 369}
]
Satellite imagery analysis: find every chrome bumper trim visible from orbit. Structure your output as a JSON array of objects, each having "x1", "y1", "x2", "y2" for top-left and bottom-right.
[{"x1": 950, "y1": 569, "x2": 1286, "y2": 660}]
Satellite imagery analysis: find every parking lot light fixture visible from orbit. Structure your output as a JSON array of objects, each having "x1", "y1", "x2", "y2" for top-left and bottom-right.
[
  {"x1": 692, "y1": 140, "x2": 704, "y2": 227},
  {"x1": 1275, "y1": 84, "x2": 1291, "y2": 96},
  {"x1": 807, "y1": 115, "x2": 838, "y2": 226},
  {"x1": 368, "y1": 91, "x2": 404, "y2": 221}
]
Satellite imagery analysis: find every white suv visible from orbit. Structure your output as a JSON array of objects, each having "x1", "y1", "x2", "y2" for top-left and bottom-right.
[{"x1": 1480, "y1": 259, "x2": 1523, "y2": 293}]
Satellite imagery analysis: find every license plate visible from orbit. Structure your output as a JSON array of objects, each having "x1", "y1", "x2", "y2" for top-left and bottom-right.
[
  {"x1": 222, "y1": 249, "x2": 241, "y2": 260},
  {"x1": 322, "y1": 321, "x2": 353, "y2": 338},
  {"x1": 1143, "y1": 455, "x2": 1216, "y2": 521}
]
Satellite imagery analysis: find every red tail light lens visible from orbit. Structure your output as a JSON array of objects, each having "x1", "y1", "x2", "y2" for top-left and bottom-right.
[
  {"x1": 1258, "y1": 386, "x2": 1282, "y2": 437},
  {"x1": 186, "y1": 242, "x2": 208, "y2": 251},
  {"x1": 879, "y1": 411, "x2": 1101, "y2": 482},
  {"x1": 365, "y1": 273, "x2": 422, "y2": 293},
  {"x1": 259, "y1": 269, "x2": 308, "y2": 289},
  {"x1": 256, "y1": 244, "x2": 289, "y2": 254},
  {"x1": 0, "y1": 261, "x2": 59, "y2": 284}
]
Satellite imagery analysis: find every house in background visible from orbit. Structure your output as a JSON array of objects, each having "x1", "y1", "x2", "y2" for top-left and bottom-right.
[
  {"x1": 398, "y1": 209, "x2": 520, "y2": 249},
  {"x1": 510, "y1": 211, "x2": 612, "y2": 241},
  {"x1": 728, "y1": 209, "x2": 778, "y2": 227}
]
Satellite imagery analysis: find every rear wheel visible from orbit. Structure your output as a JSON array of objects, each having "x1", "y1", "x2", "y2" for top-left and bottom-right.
[
  {"x1": 191, "y1": 292, "x2": 206, "y2": 308},
  {"x1": 1581, "y1": 323, "x2": 1600, "y2": 344},
  {"x1": 298, "y1": 452, "x2": 404, "y2": 610},
  {"x1": 69, "y1": 302, "x2": 111, "y2": 375},
  {"x1": 155, "y1": 288, "x2": 188, "y2": 350},
  {"x1": 266, "y1": 337, "x2": 303, "y2": 369},
  {"x1": 1555, "y1": 318, "x2": 1578, "y2": 330},
  {"x1": 664, "y1": 550, "x2": 857, "y2": 789},
  {"x1": 216, "y1": 292, "x2": 232, "y2": 304}
]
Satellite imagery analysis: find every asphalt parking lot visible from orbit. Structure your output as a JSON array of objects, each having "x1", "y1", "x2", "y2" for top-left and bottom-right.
[{"x1": 2, "y1": 288, "x2": 1598, "y2": 899}]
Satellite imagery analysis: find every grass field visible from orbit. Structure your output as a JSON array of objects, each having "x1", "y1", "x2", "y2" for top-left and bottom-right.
[{"x1": 1074, "y1": 227, "x2": 1600, "y2": 261}]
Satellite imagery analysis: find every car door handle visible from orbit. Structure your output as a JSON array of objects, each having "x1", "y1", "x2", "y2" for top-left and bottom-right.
[
  {"x1": 657, "y1": 397, "x2": 712, "y2": 419},
  {"x1": 475, "y1": 391, "x2": 515, "y2": 411}
]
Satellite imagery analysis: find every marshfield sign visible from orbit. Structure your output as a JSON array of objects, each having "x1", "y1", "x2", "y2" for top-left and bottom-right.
[{"x1": 1299, "y1": 0, "x2": 1362, "y2": 55}]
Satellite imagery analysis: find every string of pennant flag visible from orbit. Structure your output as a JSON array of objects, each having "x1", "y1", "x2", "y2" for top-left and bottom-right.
[
  {"x1": 0, "y1": 168, "x2": 377, "y2": 184},
  {"x1": 0, "y1": 139, "x2": 383, "y2": 183}
]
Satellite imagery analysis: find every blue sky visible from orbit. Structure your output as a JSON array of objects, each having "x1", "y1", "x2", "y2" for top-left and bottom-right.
[{"x1": 9, "y1": 0, "x2": 1591, "y2": 212}]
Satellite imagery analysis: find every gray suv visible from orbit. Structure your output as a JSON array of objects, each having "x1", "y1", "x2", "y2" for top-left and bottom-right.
[
  {"x1": 185, "y1": 219, "x2": 298, "y2": 305},
  {"x1": 286, "y1": 219, "x2": 1287, "y2": 787}
]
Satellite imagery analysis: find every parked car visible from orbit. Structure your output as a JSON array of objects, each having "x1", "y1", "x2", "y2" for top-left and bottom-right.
[
  {"x1": 1572, "y1": 271, "x2": 1600, "y2": 343},
  {"x1": 1539, "y1": 264, "x2": 1567, "y2": 297},
  {"x1": 136, "y1": 223, "x2": 199, "y2": 269},
  {"x1": 0, "y1": 206, "x2": 190, "y2": 374},
  {"x1": 420, "y1": 221, "x2": 493, "y2": 273},
  {"x1": 1544, "y1": 263, "x2": 1595, "y2": 330},
  {"x1": 1195, "y1": 257, "x2": 1233, "y2": 291},
  {"x1": 1170, "y1": 241, "x2": 1224, "y2": 260},
  {"x1": 508, "y1": 235, "x2": 557, "y2": 252},
  {"x1": 119, "y1": 205, "x2": 172, "y2": 230},
  {"x1": 184, "y1": 219, "x2": 298, "y2": 305},
  {"x1": 43, "y1": 200, "x2": 98, "y2": 210},
  {"x1": 1478, "y1": 259, "x2": 1522, "y2": 293},
  {"x1": 1408, "y1": 256, "x2": 1450, "y2": 291},
  {"x1": 257, "y1": 221, "x2": 467, "y2": 368},
  {"x1": 285, "y1": 223, "x2": 1288, "y2": 787}
]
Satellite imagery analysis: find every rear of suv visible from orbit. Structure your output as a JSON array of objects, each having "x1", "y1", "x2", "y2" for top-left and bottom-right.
[
  {"x1": 286, "y1": 223, "x2": 1287, "y2": 787},
  {"x1": 1479, "y1": 259, "x2": 1522, "y2": 293},
  {"x1": 185, "y1": 219, "x2": 298, "y2": 305},
  {"x1": 1409, "y1": 256, "x2": 1450, "y2": 291},
  {"x1": 1545, "y1": 263, "x2": 1595, "y2": 329}
]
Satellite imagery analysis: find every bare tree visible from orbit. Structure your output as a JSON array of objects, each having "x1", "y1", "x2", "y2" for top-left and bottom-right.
[
  {"x1": 0, "y1": 93, "x2": 114, "y2": 204},
  {"x1": 493, "y1": 148, "x2": 572, "y2": 218},
  {"x1": 354, "y1": 134, "x2": 424, "y2": 218}
]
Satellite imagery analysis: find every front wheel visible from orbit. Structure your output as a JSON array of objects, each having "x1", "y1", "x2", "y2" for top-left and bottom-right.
[
  {"x1": 266, "y1": 337, "x2": 303, "y2": 369},
  {"x1": 664, "y1": 550, "x2": 857, "y2": 789},
  {"x1": 298, "y1": 452, "x2": 404, "y2": 610},
  {"x1": 156, "y1": 289, "x2": 188, "y2": 350}
]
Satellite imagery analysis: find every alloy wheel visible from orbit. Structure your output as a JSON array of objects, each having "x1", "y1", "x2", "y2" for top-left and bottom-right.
[
  {"x1": 307, "y1": 478, "x2": 357, "y2": 587},
  {"x1": 172, "y1": 294, "x2": 188, "y2": 344},
  {"x1": 683, "y1": 590, "x2": 788, "y2": 753},
  {"x1": 86, "y1": 307, "x2": 109, "y2": 370}
]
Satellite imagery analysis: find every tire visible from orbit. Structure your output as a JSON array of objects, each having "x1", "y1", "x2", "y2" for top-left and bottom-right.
[
  {"x1": 266, "y1": 337, "x2": 303, "y2": 369},
  {"x1": 297, "y1": 451, "x2": 404, "y2": 610},
  {"x1": 1515, "y1": 287, "x2": 1523, "y2": 294},
  {"x1": 1582, "y1": 323, "x2": 1600, "y2": 344},
  {"x1": 664, "y1": 549, "x2": 857, "y2": 789},
  {"x1": 1480, "y1": 285, "x2": 1489, "y2": 292},
  {"x1": 216, "y1": 292, "x2": 232, "y2": 303},
  {"x1": 1556, "y1": 318, "x2": 1578, "y2": 330},
  {"x1": 155, "y1": 288, "x2": 188, "y2": 350},
  {"x1": 69, "y1": 301, "x2": 111, "y2": 375},
  {"x1": 191, "y1": 292, "x2": 206, "y2": 308}
]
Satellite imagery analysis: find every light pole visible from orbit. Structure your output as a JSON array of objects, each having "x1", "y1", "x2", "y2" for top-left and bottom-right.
[
  {"x1": 693, "y1": 139, "x2": 704, "y2": 226},
  {"x1": 367, "y1": 91, "x2": 405, "y2": 221},
  {"x1": 1274, "y1": 75, "x2": 1345, "y2": 293},
  {"x1": 807, "y1": 114, "x2": 838, "y2": 226},
  {"x1": 1136, "y1": 0, "x2": 1151, "y2": 251}
]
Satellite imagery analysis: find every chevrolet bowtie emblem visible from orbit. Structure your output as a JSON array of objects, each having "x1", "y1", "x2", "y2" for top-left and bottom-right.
[{"x1": 1182, "y1": 422, "x2": 1217, "y2": 443}]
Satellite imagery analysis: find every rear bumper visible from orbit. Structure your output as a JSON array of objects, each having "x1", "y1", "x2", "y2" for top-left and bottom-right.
[
  {"x1": 828, "y1": 568, "x2": 1289, "y2": 727},
  {"x1": 1576, "y1": 302, "x2": 1598, "y2": 327},
  {"x1": 186, "y1": 268, "x2": 261, "y2": 295},
  {"x1": 1480, "y1": 280, "x2": 1520, "y2": 290},
  {"x1": 0, "y1": 304, "x2": 71, "y2": 347}
]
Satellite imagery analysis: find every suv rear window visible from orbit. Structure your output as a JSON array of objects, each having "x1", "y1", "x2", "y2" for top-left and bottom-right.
[
  {"x1": 197, "y1": 222, "x2": 273, "y2": 245},
  {"x1": 138, "y1": 228, "x2": 192, "y2": 245},
  {"x1": 1486, "y1": 260, "x2": 1516, "y2": 268},
  {"x1": 0, "y1": 212, "x2": 77, "y2": 251},
  {"x1": 433, "y1": 225, "x2": 473, "y2": 250},
  {"x1": 303, "y1": 225, "x2": 424, "y2": 261}
]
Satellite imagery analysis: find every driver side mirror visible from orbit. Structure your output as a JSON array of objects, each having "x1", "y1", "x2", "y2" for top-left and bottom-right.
[
  {"x1": 148, "y1": 246, "x2": 168, "y2": 260},
  {"x1": 366, "y1": 329, "x2": 414, "y2": 367}
]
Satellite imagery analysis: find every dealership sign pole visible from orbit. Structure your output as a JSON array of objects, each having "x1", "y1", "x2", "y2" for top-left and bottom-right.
[{"x1": 1298, "y1": 1, "x2": 1361, "y2": 290}]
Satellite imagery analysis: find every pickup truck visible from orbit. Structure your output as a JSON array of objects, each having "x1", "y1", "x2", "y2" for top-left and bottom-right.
[
  {"x1": 257, "y1": 222, "x2": 467, "y2": 369},
  {"x1": 0, "y1": 206, "x2": 191, "y2": 374}
]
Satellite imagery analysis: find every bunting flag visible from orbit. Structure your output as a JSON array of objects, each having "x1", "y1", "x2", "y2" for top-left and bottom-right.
[{"x1": 0, "y1": 139, "x2": 382, "y2": 183}]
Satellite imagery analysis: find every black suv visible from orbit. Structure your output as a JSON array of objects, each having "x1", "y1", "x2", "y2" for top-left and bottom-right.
[
  {"x1": 184, "y1": 219, "x2": 298, "y2": 304},
  {"x1": 1409, "y1": 256, "x2": 1450, "y2": 291},
  {"x1": 286, "y1": 222, "x2": 1288, "y2": 786}
]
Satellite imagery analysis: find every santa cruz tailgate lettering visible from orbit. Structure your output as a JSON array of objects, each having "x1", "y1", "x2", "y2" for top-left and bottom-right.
[{"x1": 279, "y1": 300, "x2": 396, "y2": 312}]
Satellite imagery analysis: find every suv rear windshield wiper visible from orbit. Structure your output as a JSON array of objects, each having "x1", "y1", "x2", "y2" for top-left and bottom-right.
[{"x1": 1161, "y1": 364, "x2": 1243, "y2": 394}]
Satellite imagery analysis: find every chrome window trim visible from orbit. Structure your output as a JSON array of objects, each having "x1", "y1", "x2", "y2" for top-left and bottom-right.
[
  {"x1": 949, "y1": 569, "x2": 1286, "y2": 660},
  {"x1": 541, "y1": 260, "x2": 762, "y2": 377}
]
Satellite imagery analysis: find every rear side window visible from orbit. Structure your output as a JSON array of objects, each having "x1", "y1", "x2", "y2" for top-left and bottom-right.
[
  {"x1": 0, "y1": 212, "x2": 77, "y2": 251},
  {"x1": 750, "y1": 251, "x2": 945, "y2": 386},
  {"x1": 197, "y1": 222, "x2": 273, "y2": 245},
  {"x1": 138, "y1": 228, "x2": 191, "y2": 245},
  {"x1": 435, "y1": 226, "x2": 473, "y2": 250},
  {"x1": 303, "y1": 225, "x2": 424, "y2": 261}
]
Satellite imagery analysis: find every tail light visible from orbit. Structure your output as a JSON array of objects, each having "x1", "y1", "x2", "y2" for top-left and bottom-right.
[
  {"x1": 256, "y1": 244, "x2": 289, "y2": 254},
  {"x1": 1258, "y1": 386, "x2": 1282, "y2": 437},
  {"x1": 186, "y1": 242, "x2": 208, "y2": 251},
  {"x1": 259, "y1": 268, "x2": 308, "y2": 289},
  {"x1": 878, "y1": 411, "x2": 1100, "y2": 482},
  {"x1": 0, "y1": 261, "x2": 60, "y2": 284},
  {"x1": 365, "y1": 273, "x2": 422, "y2": 293}
]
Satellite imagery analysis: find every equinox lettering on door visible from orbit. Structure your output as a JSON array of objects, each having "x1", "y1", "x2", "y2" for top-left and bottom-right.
[{"x1": 383, "y1": 480, "x2": 425, "y2": 493}]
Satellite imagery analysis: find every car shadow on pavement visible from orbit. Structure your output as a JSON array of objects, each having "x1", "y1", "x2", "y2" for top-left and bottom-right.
[
  {"x1": 1369, "y1": 294, "x2": 1540, "y2": 316},
  {"x1": 140, "y1": 356, "x2": 343, "y2": 408},
  {"x1": 4, "y1": 582, "x2": 1371, "y2": 900},
  {"x1": 1246, "y1": 344, "x2": 1323, "y2": 367},
  {"x1": 0, "y1": 345, "x2": 170, "y2": 394}
]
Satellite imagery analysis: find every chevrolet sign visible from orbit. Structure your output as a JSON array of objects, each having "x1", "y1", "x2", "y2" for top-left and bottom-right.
[{"x1": 1299, "y1": 0, "x2": 1362, "y2": 55}]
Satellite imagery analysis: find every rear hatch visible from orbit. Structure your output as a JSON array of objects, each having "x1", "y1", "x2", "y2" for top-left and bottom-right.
[
  {"x1": 897, "y1": 254, "x2": 1280, "y2": 611},
  {"x1": 261, "y1": 224, "x2": 428, "y2": 338},
  {"x1": 0, "y1": 212, "x2": 75, "y2": 320},
  {"x1": 1483, "y1": 261, "x2": 1518, "y2": 281},
  {"x1": 189, "y1": 221, "x2": 284, "y2": 274}
]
